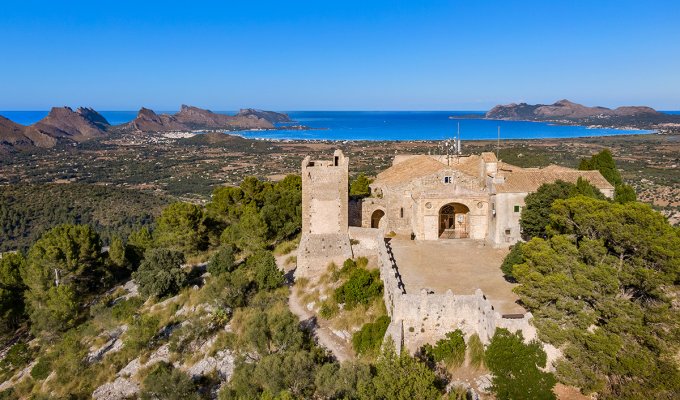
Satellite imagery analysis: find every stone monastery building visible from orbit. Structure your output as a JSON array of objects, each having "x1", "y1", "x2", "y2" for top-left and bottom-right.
[
  {"x1": 298, "y1": 149, "x2": 613, "y2": 276},
  {"x1": 298, "y1": 150, "x2": 614, "y2": 353},
  {"x1": 358, "y1": 151, "x2": 614, "y2": 246}
]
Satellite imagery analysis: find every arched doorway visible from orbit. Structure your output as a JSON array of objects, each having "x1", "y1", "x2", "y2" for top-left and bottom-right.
[
  {"x1": 439, "y1": 203, "x2": 470, "y2": 239},
  {"x1": 371, "y1": 209, "x2": 385, "y2": 229}
]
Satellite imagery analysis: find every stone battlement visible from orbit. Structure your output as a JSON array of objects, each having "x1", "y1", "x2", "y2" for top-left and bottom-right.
[{"x1": 351, "y1": 227, "x2": 538, "y2": 353}]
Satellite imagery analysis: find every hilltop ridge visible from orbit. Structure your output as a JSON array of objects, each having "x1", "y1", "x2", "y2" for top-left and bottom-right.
[
  {"x1": 484, "y1": 99, "x2": 680, "y2": 130},
  {"x1": 0, "y1": 106, "x2": 294, "y2": 152}
]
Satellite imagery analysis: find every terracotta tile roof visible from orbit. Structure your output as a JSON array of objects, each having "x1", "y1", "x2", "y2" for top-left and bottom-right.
[
  {"x1": 453, "y1": 155, "x2": 484, "y2": 178},
  {"x1": 496, "y1": 165, "x2": 614, "y2": 193},
  {"x1": 374, "y1": 155, "x2": 447, "y2": 186}
]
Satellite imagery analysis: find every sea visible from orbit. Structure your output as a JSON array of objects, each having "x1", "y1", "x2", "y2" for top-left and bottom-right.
[{"x1": 1, "y1": 110, "x2": 674, "y2": 141}]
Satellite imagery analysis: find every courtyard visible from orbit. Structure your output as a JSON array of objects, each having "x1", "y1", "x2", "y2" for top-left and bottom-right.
[{"x1": 388, "y1": 238, "x2": 526, "y2": 314}]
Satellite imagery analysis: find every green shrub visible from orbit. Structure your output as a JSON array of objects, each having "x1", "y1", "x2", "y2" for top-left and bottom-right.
[
  {"x1": 0, "y1": 343, "x2": 31, "y2": 380},
  {"x1": 349, "y1": 173, "x2": 372, "y2": 198},
  {"x1": 247, "y1": 250, "x2": 283, "y2": 291},
  {"x1": 355, "y1": 256, "x2": 369, "y2": 269},
  {"x1": 132, "y1": 248, "x2": 187, "y2": 298},
  {"x1": 468, "y1": 333, "x2": 485, "y2": 369},
  {"x1": 500, "y1": 243, "x2": 523, "y2": 279},
  {"x1": 341, "y1": 258, "x2": 357, "y2": 273},
  {"x1": 125, "y1": 315, "x2": 160, "y2": 352},
  {"x1": 334, "y1": 268, "x2": 383, "y2": 309},
  {"x1": 110, "y1": 296, "x2": 144, "y2": 322},
  {"x1": 208, "y1": 245, "x2": 236, "y2": 276},
  {"x1": 420, "y1": 330, "x2": 466, "y2": 367},
  {"x1": 485, "y1": 328, "x2": 556, "y2": 400},
  {"x1": 352, "y1": 315, "x2": 390, "y2": 355},
  {"x1": 140, "y1": 362, "x2": 200, "y2": 400},
  {"x1": 318, "y1": 300, "x2": 339, "y2": 319},
  {"x1": 30, "y1": 358, "x2": 51, "y2": 380}
]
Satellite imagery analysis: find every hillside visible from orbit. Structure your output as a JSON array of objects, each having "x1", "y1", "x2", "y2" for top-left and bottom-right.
[
  {"x1": 0, "y1": 184, "x2": 170, "y2": 252},
  {"x1": 0, "y1": 106, "x2": 296, "y2": 151},
  {"x1": 0, "y1": 116, "x2": 56, "y2": 151},
  {"x1": 485, "y1": 99, "x2": 680, "y2": 129},
  {"x1": 119, "y1": 105, "x2": 282, "y2": 132}
]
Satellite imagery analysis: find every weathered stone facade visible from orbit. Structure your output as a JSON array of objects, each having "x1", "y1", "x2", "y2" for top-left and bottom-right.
[
  {"x1": 297, "y1": 150, "x2": 353, "y2": 279},
  {"x1": 298, "y1": 149, "x2": 608, "y2": 362},
  {"x1": 357, "y1": 152, "x2": 614, "y2": 247}
]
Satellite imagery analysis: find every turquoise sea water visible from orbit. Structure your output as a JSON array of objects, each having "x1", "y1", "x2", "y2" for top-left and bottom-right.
[{"x1": 0, "y1": 110, "x2": 668, "y2": 141}]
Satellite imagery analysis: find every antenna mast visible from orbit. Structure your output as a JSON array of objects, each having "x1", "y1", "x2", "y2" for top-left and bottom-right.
[
  {"x1": 496, "y1": 125, "x2": 500, "y2": 160},
  {"x1": 457, "y1": 122, "x2": 461, "y2": 155}
]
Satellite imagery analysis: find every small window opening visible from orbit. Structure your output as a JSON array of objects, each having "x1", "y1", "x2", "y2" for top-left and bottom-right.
[
  {"x1": 400, "y1": 208, "x2": 404, "y2": 218},
  {"x1": 505, "y1": 228, "x2": 511, "y2": 235},
  {"x1": 334, "y1": 156, "x2": 339, "y2": 166},
  {"x1": 514, "y1": 205, "x2": 521, "y2": 213},
  {"x1": 443, "y1": 176, "x2": 452, "y2": 184}
]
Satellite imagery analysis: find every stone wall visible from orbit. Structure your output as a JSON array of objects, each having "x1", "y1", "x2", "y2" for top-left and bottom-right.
[
  {"x1": 488, "y1": 192, "x2": 526, "y2": 247},
  {"x1": 298, "y1": 150, "x2": 353, "y2": 279},
  {"x1": 359, "y1": 228, "x2": 538, "y2": 353},
  {"x1": 301, "y1": 150, "x2": 348, "y2": 235}
]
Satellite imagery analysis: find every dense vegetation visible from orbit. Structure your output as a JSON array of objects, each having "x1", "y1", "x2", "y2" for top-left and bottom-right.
[
  {"x1": 419, "y1": 329, "x2": 467, "y2": 368},
  {"x1": 1, "y1": 174, "x2": 471, "y2": 399},
  {"x1": 578, "y1": 148, "x2": 637, "y2": 203},
  {"x1": 508, "y1": 164, "x2": 680, "y2": 398},
  {"x1": 0, "y1": 184, "x2": 169, "y2": 252},
  {"x1": 349, "y1": 173, "x2": 372, "y2": 199},
  {"x1": 484, "y1": 329, "x2": 556, "y2": 400},
  {"x1": 519, "y1": 178, "x2": 604, "y2": 240}
]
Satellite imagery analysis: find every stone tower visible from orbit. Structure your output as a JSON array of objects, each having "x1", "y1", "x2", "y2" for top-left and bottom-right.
[{"x1": 297, "y1": 150, "x2": 353, "y2": 279}]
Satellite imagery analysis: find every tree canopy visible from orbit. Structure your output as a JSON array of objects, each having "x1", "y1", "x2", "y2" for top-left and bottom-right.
[
  {"x1": 21, "y1": 224, "x2": 104, "y2": 334},
  {"x1": 509, "y1": 196, "x2": 680, "y2": 398},
  {"x1": 520, "y1": 179, "x2": 604, "y2": 239},
  {"x1": 350, "y1": 173, "x2": 372, "y2": 199},
  {"x1": 485, "y1": 328, "x2": 556, "y2": 400},
  {"x1": 0, "y1": 252, "x2": 27, "y2": 333},
  {"x1": 578, "y1": 149, "x2": 637, "y2": 203},
  {"x1": 132, "y1": 248, "x2": 187, "y2": 299}
]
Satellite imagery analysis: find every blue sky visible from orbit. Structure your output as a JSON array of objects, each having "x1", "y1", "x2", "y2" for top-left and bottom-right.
[{"x1": 1, "y1": 0, "x2": 679, "y2": 110}]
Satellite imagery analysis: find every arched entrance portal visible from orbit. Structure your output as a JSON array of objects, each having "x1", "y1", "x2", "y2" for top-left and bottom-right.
[
  {"x1": 439, "y1": 203, "x2": 470, "y2": 239},
  {"x1": 371, "y1": 210, "x2": 385, "y2": 229}
]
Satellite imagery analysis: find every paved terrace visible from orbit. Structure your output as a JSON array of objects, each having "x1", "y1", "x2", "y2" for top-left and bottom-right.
[{"x1": 387, "y1": 238, "x2": 525, "y2": 315}]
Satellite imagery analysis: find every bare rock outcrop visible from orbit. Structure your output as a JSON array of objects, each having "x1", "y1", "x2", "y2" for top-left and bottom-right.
[
  {"x1": 92, "y1": 377, "x2": 139, "y2": 400},
  {"x1": 33, "y1": 106, "x2": 110, "y2": 142},
  {"x1": 122, "y1": 105, "x2": 275, "y2": 132}
]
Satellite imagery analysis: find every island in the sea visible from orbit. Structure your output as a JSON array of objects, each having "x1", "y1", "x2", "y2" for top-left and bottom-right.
[{"x1": 474, "y1": 99, "x2": 680, "y2": 132}]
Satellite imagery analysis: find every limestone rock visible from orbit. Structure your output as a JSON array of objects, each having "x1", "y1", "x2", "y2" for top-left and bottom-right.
[
  {"x1": 92, "y1": 377, "x2": 139, "y2": 400},
  {"x1": 475, "y1": 374, "x2": 492, "y2": 393},
  {"x1": 185, "y1": 350, "x2": 235, "y2": 381},
  {"x1": 87, "y1": 325, "x2": 128, "y2": 363}
]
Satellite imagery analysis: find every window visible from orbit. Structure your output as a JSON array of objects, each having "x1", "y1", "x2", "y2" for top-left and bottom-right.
[
  {"x1": 400, "y1": 207, "x2": 404, "y2": 218},
  {"x1": 443, "y1": 176, "x2": 452, "y2": 184},
  {"x1": 334, "y1": 156, "x2": 339, "y2": 166},
  {"x1": 514, "y1": 205, "x2": 521, "y2": 213}
]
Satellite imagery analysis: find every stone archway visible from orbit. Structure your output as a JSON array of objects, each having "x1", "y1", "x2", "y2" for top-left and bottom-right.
[
  {"x1": 438, "y1": 203, "x2": 470, "y2": 238},
  {"x1": 371, "y1": 209, "x2": 385, "y2": 229}
]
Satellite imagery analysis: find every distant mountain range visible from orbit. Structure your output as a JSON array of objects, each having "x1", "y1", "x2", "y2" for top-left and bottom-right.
[
  {"x1": 484, "y1": 99, "x2": 680, "y2": 129},
  {"x1": 0, "y1": 106, "x2": 293, "y2": 152}
]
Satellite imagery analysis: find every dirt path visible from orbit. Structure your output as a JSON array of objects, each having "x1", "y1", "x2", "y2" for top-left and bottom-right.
[
  {"x1": 275, "y1": 252, "x2": 353, "y2": 362},
  {"x1": 287, "y1": 287, "x2": 353, "y2": 362}
]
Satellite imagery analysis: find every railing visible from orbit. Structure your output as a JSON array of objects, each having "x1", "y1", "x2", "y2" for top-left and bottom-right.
[{"x1": 384, "y1": 239, "x2": 406, "y2": 294}]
